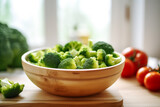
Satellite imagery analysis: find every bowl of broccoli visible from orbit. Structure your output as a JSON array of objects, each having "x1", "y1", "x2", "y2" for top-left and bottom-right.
[{"x1": 21, "y1": 40, "x2": 125, "y2": 97}]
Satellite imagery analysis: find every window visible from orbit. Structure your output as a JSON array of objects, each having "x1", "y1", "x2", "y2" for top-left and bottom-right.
[
  {"x1": 58, "y1": 0, "x2": 112, "y2": 44},
  {"x1": 0, "y1": 0, "x2": 44, "y2": 48}
]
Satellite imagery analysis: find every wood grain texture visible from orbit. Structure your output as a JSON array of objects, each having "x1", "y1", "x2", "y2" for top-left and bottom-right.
[{"x1": 0, "y1": 74, "x2": 123, "y2": 107}]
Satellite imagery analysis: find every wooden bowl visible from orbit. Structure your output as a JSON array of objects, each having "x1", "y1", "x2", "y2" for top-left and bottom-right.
[{"x1": 22, "y1": 48, "x2": 125, "y2": 97}]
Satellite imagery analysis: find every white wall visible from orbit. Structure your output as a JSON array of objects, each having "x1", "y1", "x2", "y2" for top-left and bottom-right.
[{"x1": 143, "y1": 0, "x2": 160, "y2": 59}]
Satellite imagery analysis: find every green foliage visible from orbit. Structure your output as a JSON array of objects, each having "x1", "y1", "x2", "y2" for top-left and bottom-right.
[
  {"x1": 92, "y1": 41, "x2": 114, "y2": 54},
  {"x1": 0, "y1": 78, "x2": 24, "y2": 98}
]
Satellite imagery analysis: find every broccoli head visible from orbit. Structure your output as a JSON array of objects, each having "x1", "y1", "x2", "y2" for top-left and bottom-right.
[
  {"x1": 105, "y1": 53, "x2": 122, "y2": 66},
  {"x1": 58, "y1": 58, "x2": 76, "y2": 69},
  {"x1": 8, "y1": 28, "x2": 29, "y2": 67},
  {"x1": 0, "y1": 22, "x2": 28, "y2": 69},
  {"x1": 41, "y1": 52, "x2": 61, "y2": 68},
  {"x1": 83, "y1": 57, "x2": 99, "y2": 69},
  {"x1": 97, "y1": 49, "x2": 106, "y2": 61},
  {"x1": 92, "y1": 41, "x2": 114, "y2": 54},
  {"x1": 28, "y1": 50, "x2": 44, "y2": 63},
  {"x1": 0, "y1": 23, "x2": 14, "y2": 71},
  {"x1": 63, "y1": 41, "x2": 82, "y2": 51},
  {"x1": 53, "y1": 44, "x2": 63, "y2": 52},
  {"x1": 0, "y1": 78, "x2": 24, "y2": 98}
]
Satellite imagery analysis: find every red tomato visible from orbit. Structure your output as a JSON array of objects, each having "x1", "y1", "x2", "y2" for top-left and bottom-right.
[
  {"x1": 121, "y1": 59, "x2": 135, "y2": 78},
  {"x1": 144, "y1": 72, "x2": 160, "y2": 91},
  {"x1": 122, "y1": 47, "x2": 148, "y2": 73},
  {"x1": 136, "y1": 67, "x2": 151, "y2": 85}
]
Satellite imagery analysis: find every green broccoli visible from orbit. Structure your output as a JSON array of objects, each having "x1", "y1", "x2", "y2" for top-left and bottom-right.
[
  {"x1": 58, "y1": 58, "x2": 76, "y2": 69},
  {"x1": 0, "y1": 22, "x2": 28, "y2": 70},
  {"x1": 92, "y1": 41, "x2": 114, "y2": 54},
  {"x1": 81, "y1": 58, "x2": 87, "y2": 67},
  {"x1": 53, "y1": 44, "x2": 63, "y2": 52},
  {"x1": 88, "y1": 39, "x2": 93, "y2": 48},
  {"x1": 45, "y1": 48, "x2": 56, "y2": 53},
  {"x1": 105, "y1": 54, "x2": 122, "y2": 66},
  {"x1": 63, "y1": 41, "x2": 82, "y2": 51},
  {"x1": 69, "y1": 49, "x2": 79, "y2": 57},
  {"x1": 61, "y1": 52, "x2": 73, "y2": 60},
  {"x1": 28, "y1": 50, "x2": 44, "y2": 63},
  {"x1": 83, "y1": 57, "x2": 99, "y2": 69},
  {"x1": 99, "y1": 62, "x2": 107, "y2": 68},
  {"x1": 8, "y1": 28, "x2": 29, "y2": 67},
  {"x1": 0, "y1": 78, "x2": 24, "y2": 98},
  {"x1": 97, "y1": 49, "x2": 106, "y2": 61},
  {"x1": 79, "y1": 45, "x2": 91, "y2": 58},
  {"x1": 73, "y1": 55, "x2": 85, "y2": 68},
  {"x1": 41, "y1": 52, "x2": 61, "y2": 68},
  {"x1": 89, "y1": 51, "x2": 97, "y2": 57},
  {"x1": 0, "y1": 30, "x2": 14, "y2": 71}
]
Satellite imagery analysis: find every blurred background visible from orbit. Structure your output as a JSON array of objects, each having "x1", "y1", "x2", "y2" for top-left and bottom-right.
[{"x1": 0, "y1": 0, "x2": 160, "y2": 59}]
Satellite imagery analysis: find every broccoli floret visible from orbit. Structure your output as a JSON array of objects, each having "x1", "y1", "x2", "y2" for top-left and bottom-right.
[
  {"x1": 92, "y1": 41, "x2": 114, "y2": 54},
  {"x1": 83, "y1": 57, "x2": 99, "y2": 69},
  {"x1": 89, "y1": 51, "x2": 97, "y2": 57},
  {"x1": 61, "y1": 52, "x2": 73, "y2": 60},
  {"x1": 99, "y1": 62, "x2": 107, "y2": 68},
  {"x1": 63, "y1": 41, "x2": 82, "y2": 51},
  {"x1": 97, "y1": 49, "x2": 106, "y2": 61},
  {"x1": 88, "y1": 39, "x2": 93, "y2": 48},
  {"x1": 41, "y1": 52, "x2": 61, "y2": 68},
  {"x1": 58, "y1": 58, "x2": 76, "y2": 69},
  {"x1": 45, "y1": 48, "x2": 56, "y2": 53},
  {"x1": 53, "y1": 44, "x2": 63, "y2": 52},
  {"x1": 28, "y1": 50, "x2": 44, "y2": 63},
  {"x1": 105, "y1": 54, "x2": 122, "y2": 66},
  {"x1": 81, "y1": 58, "x2": 87, "y2": 66},
  {"x1": 73, "y1": 55, "x2": 85, "y2": 67},
  {"x1": 79, "y1": 45, "x2": 91, "y2": 58},
  {"x1": 69, "y1": 49, "x2": 79, "y2": 57},
  {"x1": 0, "y1": 78, "x2": 24, "y2": 98}
]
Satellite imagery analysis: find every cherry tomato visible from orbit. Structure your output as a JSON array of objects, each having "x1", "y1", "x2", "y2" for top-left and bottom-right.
[
  {"x1": 144, "y1": 72, "x2": 160, "y2": 91},
  {"x1": 122, "y1": 47, "x2": 148, "y2": 73},
  {"x1": 136, "y1": 67, "x2": 151, "y2": 85},
  {"x1": 121, "y1": 59, "x2": 135, "y2": 78}
]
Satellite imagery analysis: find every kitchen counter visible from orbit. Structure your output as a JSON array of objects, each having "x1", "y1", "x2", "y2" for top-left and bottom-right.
[{"x1": 0, "y1": 57, "x2": 160, "y2": 107}]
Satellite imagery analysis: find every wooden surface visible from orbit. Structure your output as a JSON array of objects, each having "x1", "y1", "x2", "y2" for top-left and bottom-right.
[
  {"x1": 0, "y1": 67, "x2": 160, "y2": 107},
  {"x1": 0, "y1": 72, "x2": 123, "y2": 107}
]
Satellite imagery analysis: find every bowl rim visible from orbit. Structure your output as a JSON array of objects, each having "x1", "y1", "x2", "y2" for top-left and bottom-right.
[{"x1": 22, "y1": 47, "x2": 125, "y2": 72}]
